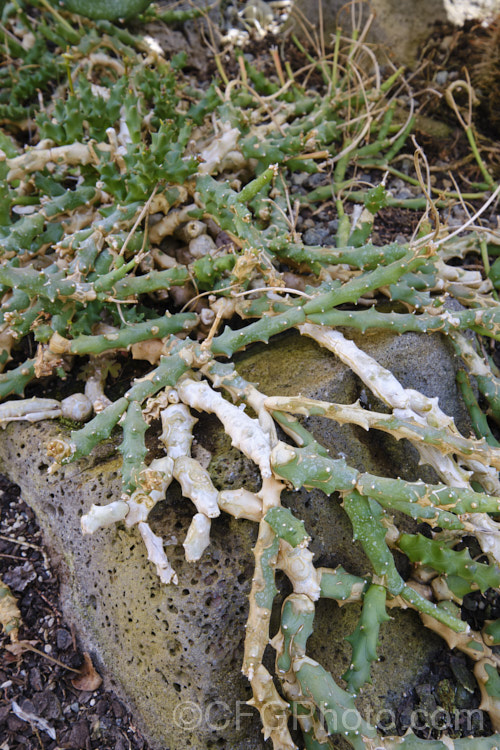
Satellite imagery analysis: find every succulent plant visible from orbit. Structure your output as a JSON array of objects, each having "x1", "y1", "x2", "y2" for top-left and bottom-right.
[{"x1": 1, "y1": 2, "x2": 500, "y2": 748}]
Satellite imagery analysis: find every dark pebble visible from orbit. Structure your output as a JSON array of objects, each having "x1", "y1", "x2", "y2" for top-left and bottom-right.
[
  {"x1": 96, "y1": 698, "x2": 109, "y2": 717},
  {"x1": 56, "y1": 628, "x2": 73, "y2": 650},
  {"x1": 3, "y1": 561, "x2": 37, "y2": 592},
  {"x1": 32, "y1": 689, "x2": 61, "y2": 719},
  {"x1": 62, "y1": 718, "x2": 90, "y2": 749},
  {"x1": 112, "y1": 699, "x2": 127, "y2": 719},
  {"x1": 322, "y1": 234, "x2": 337, "y2": 246},
  {"x1": 215, "y1": 231, "x2": 233, "y2": 248},
  {"x1": 78, "y1": 690, "x2": 94, "y2": 704},
  {"x1": 303, "y1": 227, "x2": 329, "y2": 245},
  {"x1": 7, "y1": 713, "x2": 26, "y2": 732},
  {"x1": 19, "y1": 698, "x2": 35, "y2": 714},
  {"x1": 29, "y1": 667, "x2": 43, "y2": 691},
  {"x1": 306, "y1": 173, "x2": 327, "y2": 188},
  {"x1": 13, "y1": 732, "x2": 32, "y2": 744}
]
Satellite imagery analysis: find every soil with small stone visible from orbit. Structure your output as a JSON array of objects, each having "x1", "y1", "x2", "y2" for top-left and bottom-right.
[{"x1": 0, "y1": 474, "x2": 149, "y2": 750}]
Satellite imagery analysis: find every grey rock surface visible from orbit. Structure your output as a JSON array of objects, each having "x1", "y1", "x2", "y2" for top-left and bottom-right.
[
  {"x1": 288, "y1": 0, "x2": 500, "y2": 64},
  {"x1": 0, "y1": 330, "x2": 473, "y2": 749}
]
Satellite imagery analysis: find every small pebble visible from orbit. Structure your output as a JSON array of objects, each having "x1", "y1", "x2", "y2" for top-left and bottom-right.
[
  {"x1": 307, "y1": 173, "x2": 326, "y2": 188},
  {"x1": 56, "y1": 628, "x2": 73, "y2": 650},
  {"x1": 394, "y1": 187, "x2": 415, "y2": 201},
  {"x1": 435, "y1": 70, "x2": 449, "y2": 85},
  {"x1": 303, "y1": 227, "x2": 329, "y2": 245}
]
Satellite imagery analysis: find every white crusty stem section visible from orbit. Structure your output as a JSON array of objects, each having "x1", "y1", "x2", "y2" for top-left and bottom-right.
[
  {"x1": 198, "y1": 126, "x2": 243, "y2": 175},
  {"x1": 465, "y1": 512, "x2": 500, "y2": 566},
  {"x1": 183, "y1": 513, "x2": 211, "y2": 562},
  {"x1": 264, "y1": 395, "x2": 500, "y2": 469},
  {"x1": 298, "y1": 324, "x2": 477, "y2": 488},
  {"x1": 449, "y1": 331, "x2": 492, "y2": 376},
  {"x1": 431, "y1": 575, "x2": 463, "y2": 605},
  {"x1": 84, "y1": 358, "x2": 113, "y2": 413},
  {"x1": 243, "y1": 477, "x2": 284, "y2": 682},
  {"x1": 125, "y1": 456, "x2": 174, "y2": 526},
  {"x1": 277, "y1": 541, "x2": 321, "y2": 601},
  {"x1": 204, "y1": 366, "x2": 278, "y2": 445},
  {"x1": 247, "y1": 665, "x2": 296, "y2": 750},
  {"x1": 465, "y1": 459, "x2": 500, "y2": 496},
  {"x1": 148, "y1": 205, "x2": 197, "y2": 244},
  {"x1": 6, "y1": 141, "x2": 111, "y2": 181},
  {"x1": 173, "y1": 456, "x2": 220, "y2": 518},
  {"x1": 158, "y1": 400, "x2": 220, "y2": 518},
  {"x1": 138, "y1": 521, "x2": 178, "y2": 585},
  {"x1": 218, "y1": 488, "x2": 263, "y2": 521},
  {"x1": 0, "y1": 397, "x2": 61, "y2": 426},
  {"x1": 81, "y1": 500, "x2": 129, "y2": 534},
  {"x1": 177, "y1": 377, "x2": 272, "y2": 477},
  {"x1": 160, "y1": 402, "x2": 198, "y2": 459}
]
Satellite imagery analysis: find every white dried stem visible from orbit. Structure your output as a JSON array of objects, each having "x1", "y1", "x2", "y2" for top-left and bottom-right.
[
  {"x1": 175, "y1": 220, "x2": 206, "y2": 242},
  {"x1": 218, "y1": 488, "x2": 263, "y2": 521},
  {"x1": 125, "y1": 456, "x2": 174, "y2": 526},
  {"x1": 131, "y1": 339, "x2": 166, "y2": 366},
  {"x1": 431, "y1": 576, "x2": 463, "y2": 605},
  {"x1": 265, "y1": 395, "x2": 500, "y2": 469},
  {"x1": 463, "y1": 512, "x2": 500, "y2": 566},
  {"x1": 298, "y1": 324, "x2": 477, "y2": 488},
  {"x1": 151, "y1": 248, "x2": 177, "y2": 270},
  {"x1": 177, "y1": 377, "x2": 272, "y2": 477},
  {"x1": 173, "y1": 455, "x2": 220, "y2": 518},
  {"x1": 198, "y1": 126, "x2": 242, "y2": 175},
  {"x1": 149, "y1": 206, "x2": 197, "y2": 244},
  {"x1": 138, "y1": 521, "x2": 178, "y2": 585},
  {"x1": 149, "y1": 188, "x2": 188, "y2": 215},
  {"x1": 277, "y1": 541, "x2": 321, "y2": 601},
  {"x1": 247, "y1": 665, "x2": 296, "y2": 750},
  {"x1": 7, "y1": 142, "x2": 111, "y2": 181},
  {"x1": 183, "y1": 513, "x2": 211, "y2": 562},
  {"x1": 449, "y1": 331, "x2": 492, "y2": 377},
  {"x1": 143, "y1": 389, "x2": 178, "y2": 422},
  {"x1": 188, "y1": 233, "x2": 216, "y2": 258},
  {"x1": 81, "y1": 500, "x2": 129, "y2": 534},
  {"x1": 243, "y1": 518, "x2": 278, "y2": 681},
  {"x1": 405, "y1": 608, "x2": 498, "y2": 666},
  {"x1": 61, "y1": 394, "x2": 93, "y2": 421},
  {"x1": 84, "y1": 358, "x2": 113, "y2": 413},
  {"x1": 0, "y1": 398, "x2": 61, "y2": 426},
  {"x1": 160, "y1": 403, "x2": 198, "y2": 459}
]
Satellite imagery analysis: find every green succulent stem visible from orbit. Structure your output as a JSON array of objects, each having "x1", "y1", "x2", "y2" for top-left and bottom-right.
[
  {"x1": 343, "y1": 583, "x2": 390, "y2": 694},
  {"x1": 68, "y1": 314, "x2": 197, "y2": 355}
]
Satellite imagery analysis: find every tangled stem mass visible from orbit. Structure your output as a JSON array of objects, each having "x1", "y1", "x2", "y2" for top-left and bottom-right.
[{"x1": 1, "y1": 2, "x2": 500, "y2": 747}]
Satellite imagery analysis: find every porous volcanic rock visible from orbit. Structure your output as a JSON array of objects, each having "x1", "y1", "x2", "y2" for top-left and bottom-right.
[
  {"x1": 288, "y1": 0, "x2": 500, "y2": 64},
  {"x1": 0, "y1": 330, "x2": 472, "y2": 749}
]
